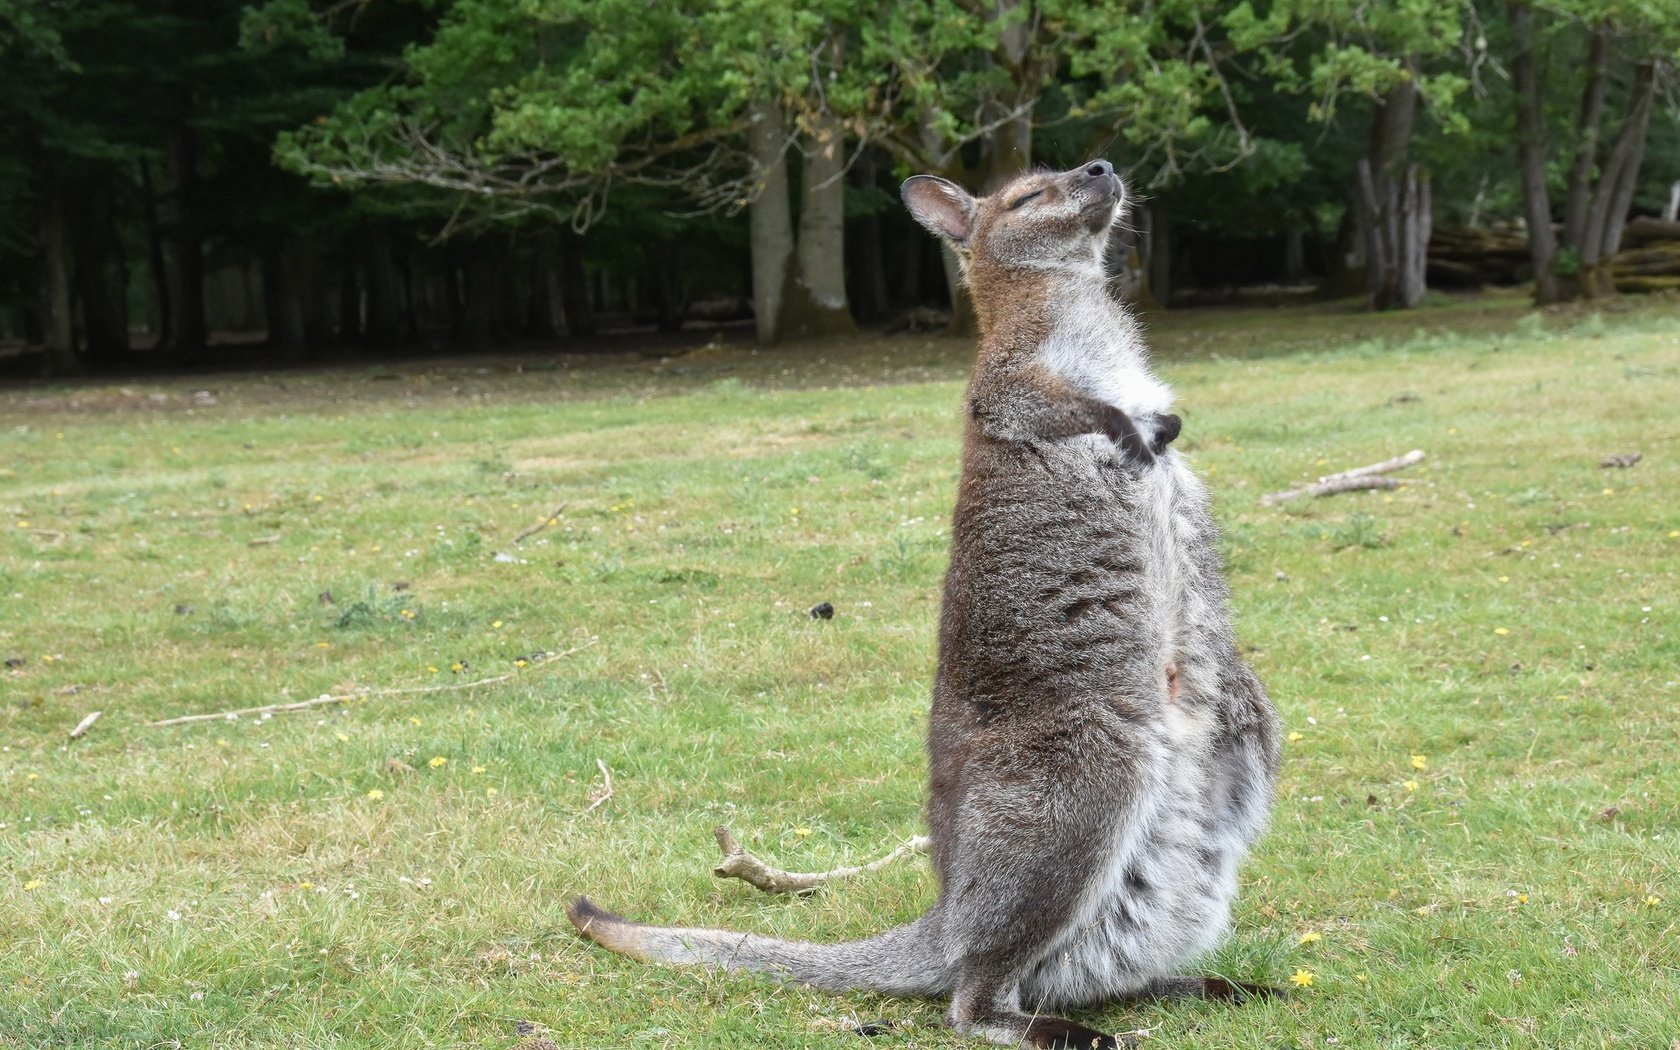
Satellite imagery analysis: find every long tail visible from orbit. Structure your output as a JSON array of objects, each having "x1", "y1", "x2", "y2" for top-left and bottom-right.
[{"x1": 566, "y1": 897, "x2": 951, "y2": 998}]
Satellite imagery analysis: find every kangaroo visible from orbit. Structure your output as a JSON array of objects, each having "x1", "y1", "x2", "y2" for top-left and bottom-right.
[{"x1": 568, "y1": 160, "x2": 1282, "y2": 1049}]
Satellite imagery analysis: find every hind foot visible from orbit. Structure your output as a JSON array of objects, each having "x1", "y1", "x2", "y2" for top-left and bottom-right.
[{"x1": 1147, "y1": 975, "x2": 1288, "y2": 1003}]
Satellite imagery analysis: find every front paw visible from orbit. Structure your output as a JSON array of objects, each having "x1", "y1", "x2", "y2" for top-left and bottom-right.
[
  {"x1": 1100, "y1": 405, "x2": 1153, "y2": 463},
  {"x1": 1146, "y1": 412, "x2": 1181, "y2": 455}
]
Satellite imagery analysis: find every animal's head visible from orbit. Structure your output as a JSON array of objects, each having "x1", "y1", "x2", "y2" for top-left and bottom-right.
[{"x1": 900, "y1": 160, "x2": 1125, "y2": 280}]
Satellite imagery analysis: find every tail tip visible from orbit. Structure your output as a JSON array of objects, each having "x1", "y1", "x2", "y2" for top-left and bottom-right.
[{"x1": 566, "y1": 895, "x2": 610, "y2": 935}]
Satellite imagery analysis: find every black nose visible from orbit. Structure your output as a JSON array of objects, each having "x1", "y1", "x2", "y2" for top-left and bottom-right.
[{"x1": 1084, "y1": 160, "x2": 1113, "y2": 178}]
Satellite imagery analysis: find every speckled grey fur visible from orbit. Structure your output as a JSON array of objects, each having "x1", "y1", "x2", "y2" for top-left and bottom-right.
[{"x1": 569, "y1": 161, "x2": 1281, "y2": 1049}]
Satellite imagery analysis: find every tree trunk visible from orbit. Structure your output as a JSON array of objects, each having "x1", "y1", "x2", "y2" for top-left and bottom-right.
[
  {"x1": 558, "y1": 230, "x2": 594, "y2": 337},
  {"x1": 138, "y1": 156, "x2": 171, "y2": 350},
  {"x1": 286, "y1": 238, "x2": 329, "y2": 348},
  {"x1": 653, "y1": 246, "x2": 684, "y2": 332},
  {"x1": 337, "y1": 263, "x2": 361, "y2": 341},
  {"x1": 1147, "y1": 198, "x2": 1173, "y2": 307},
  {"x1": 1510, "y1": 3, "x2": 1562, "y2": 303},
  {"x1": 784, "y1": 109, "x2": 857, "y2": 338},
  {"x1": 1580, "y1": 61, "x2": 1657, "y2": 298},
  {"x1": 363, "y1": 233, "x2": 405, "y2": 347},
  {"x1": 526, "y1": 228, "x2": 561, "y2": 338},
  {"x1": 261, "y1": 240, "x2": 307, "y2": 360},
  {"x1": 847, "y1": 148, "x2": 891, "y2": 322},
  {"x1": 162, "y1": 123, "x2": 207, "y2": 358},
  {"x1": 1283, "y1": 228, "x2": 1305, "y2": 282},
  {"x1": 917, "y1": 106, "x2": 976, "y2": 334},
  {"x1": 457, "y1": 242, "x2": 498, "y2": 346},
  {"x1": 1356, "y1": 65, "x2": 1427, "y2": 310},
  {"x1": 37, "y1": 156, "x2": 82, "y2": 377},
  {"x1": 747, "y1": 99, "x2": 796, "y2": 345},
  {"x1": 984, "y1": 0, "x2": 1036, "y2": 185},
  {"x1": 70, "y1": 175, "x2": 130, "y2": 366},
  {"x1": 1561, "y1": 29, "x2": 1609, "y2": 251},
  {"x1": 496, "y1": 238, "x2": 523, "y2": 338}
]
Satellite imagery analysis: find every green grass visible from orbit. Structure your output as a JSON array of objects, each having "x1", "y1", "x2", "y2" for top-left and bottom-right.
[{"x1": 3, "y1": 294, "x2": 1679, "y2": 1048}]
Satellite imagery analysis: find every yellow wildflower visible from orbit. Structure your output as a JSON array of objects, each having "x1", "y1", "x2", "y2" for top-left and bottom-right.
[
  {"x1": 1290, "y1": 969, "x2": 1314, "y2": 988},
  {"x1": 335, "y1": 732, "x2": 349, "y2": 742},
  {"x1": 485, "y1": 787, "x2": 498, "y2": 797},
  {"x1": 1298, "y1": 931, "x2": 1322, "y2": 945},
  {"x1": 1404, "y1": 780, "x2": 1419, "y2": 792},
  {"x1": 26, "y1": 772, "x2": 38, "y2": 781},
  {"x1": 1646, "y1": 895, "x2": 1662, "y2": 907},
  {"x1": 471, "y1": 766, "x2": 486, "y2": 775},
  {"x1": 1287, "y1": 731, "x2": 1304, "y2": 743},
  {"x1": 24, "y1": 879, "x2": 43, "y2": 891},
  {"x1": 794, "y1": 827, "x2": 812, "y2": 838},
  {"x1": 491, "y1": 620, "x2": 503, "y2": 629},
  {"x1": 1494, "y1": 627, "x2": 1510, "y2": 636},
  {"x1": 366, "y1": 789, "x2": 385, "y2": 800},
  {"x1": 428, "y1": 756, "x2": 447, "y2": 769},
  {"x1": 1411, "y1": 754, "x2": 1428, "y2": 770}
]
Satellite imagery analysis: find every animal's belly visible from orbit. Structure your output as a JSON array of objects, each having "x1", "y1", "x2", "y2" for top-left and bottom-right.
[{"x1": 1020, "y1": 767, "x2": 1247, "y2": 1008}]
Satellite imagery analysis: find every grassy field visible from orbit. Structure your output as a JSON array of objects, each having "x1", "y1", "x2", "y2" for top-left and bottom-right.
[{"x1": 3, "y1": 294, "x2": 1679, "y2": 1048}]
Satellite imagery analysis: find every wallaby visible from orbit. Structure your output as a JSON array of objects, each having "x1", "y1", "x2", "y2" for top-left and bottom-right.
[{"x1": 568, "y1": 160, "x2": 1282, "y2": 1048}]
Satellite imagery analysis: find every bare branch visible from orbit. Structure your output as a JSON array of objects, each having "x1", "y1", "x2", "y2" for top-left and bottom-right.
[
  {"x1": 1261, "y1": 450, "x2": 1427, "y2": 506},
  {"x1": 711, "y1": 826, "x2": 931, "y2": 895},
  {"x1": 147, "y1": 640, "x2": 597, "y2": 727}
]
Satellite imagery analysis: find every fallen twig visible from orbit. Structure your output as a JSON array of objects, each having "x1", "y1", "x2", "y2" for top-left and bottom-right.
[
  {"x1": 512, "y1": 503, "x2": 567, "y2": 544},
  {"x1": 1261, "y1": 449, "x2": 1426, "y2": 506},
  {"x1": 146, "y1": 639, "x2": 596, "y2": 727},
  {"x1": 712, "y1": 826, "x2": 931, "y2": 896},
  {"x1": 247, "y1": 534, "x2": 282, "y2": 547},
  {"x1": 583, "y1": 759, "x2": 614, "y2": 813},
  {"x1": 68, "y1": 710, "x2": 102, "y2": 740}
]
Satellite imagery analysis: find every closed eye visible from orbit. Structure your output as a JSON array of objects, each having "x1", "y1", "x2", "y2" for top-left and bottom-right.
[{"x1": 1007, "y1": 190, "x2": 1042, "y2": 210}]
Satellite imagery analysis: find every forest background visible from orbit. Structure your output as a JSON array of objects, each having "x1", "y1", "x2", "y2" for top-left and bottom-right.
[{"x1": 4, "y1": 0, "x2": 1680, "y2": 378}]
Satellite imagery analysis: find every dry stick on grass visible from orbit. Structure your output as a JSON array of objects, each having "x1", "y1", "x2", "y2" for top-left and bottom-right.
[
  {"x1": 711, "y1": 826, "x2": 932, "y2": 896},
  {"x1": 512, "y1": 503, "x2": 567, "y2": 545},
  {"x1": 583, "y1": 759, "x2": 614, "y2": 813},
  {"x1": 68, "y1": 710, "x2": 103, "y2": 740},
  {"x1": 1260, "y1": 449, "x2": 1427, "y2": 506},
  {"x1": 146, "y1": 639, "x2": 597, "y2": 727}
]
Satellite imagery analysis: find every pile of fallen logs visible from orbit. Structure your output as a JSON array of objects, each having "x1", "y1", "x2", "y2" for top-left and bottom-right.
[
  {"x1": 1608, "y1": 218, "x2": 1680, "y2": 293},
  {"x1": 1426, "y1": 217, "x2": 1680, "y2": 293}
]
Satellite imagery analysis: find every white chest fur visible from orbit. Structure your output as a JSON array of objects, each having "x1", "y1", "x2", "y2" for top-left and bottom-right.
[{"x1": 1036, "y1": 296, "x2": 1175, "y2": 431}]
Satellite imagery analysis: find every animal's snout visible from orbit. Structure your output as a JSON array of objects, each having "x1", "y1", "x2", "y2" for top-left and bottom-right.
[{"x1": 1073, "y1": 159, "x2": 1121, "y2": 203}]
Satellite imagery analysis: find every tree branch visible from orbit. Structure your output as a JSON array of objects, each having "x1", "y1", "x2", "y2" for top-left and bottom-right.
[
  {"x1": 1261, "y1": 450, "x2": 1426, "y2": 505},
  {"x1": 146, "y1": 640, "x2": 596, "y2": 727},
  {"x1": 711, "y1": 826, "x2": 931, "y2": 895}
]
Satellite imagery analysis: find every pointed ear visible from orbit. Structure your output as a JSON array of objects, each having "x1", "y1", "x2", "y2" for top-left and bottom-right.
[{"x1": 901, "y1": 175, "x2": 977, "y2": 245}]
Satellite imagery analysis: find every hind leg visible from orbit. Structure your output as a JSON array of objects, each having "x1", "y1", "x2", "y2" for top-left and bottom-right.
[
  {"x1": 936, "y1": 723, "x2": 1158, "y2": 1048},
  {"x1": 949, "y1": 964, "x2": 1133, "y2": 1049}
]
